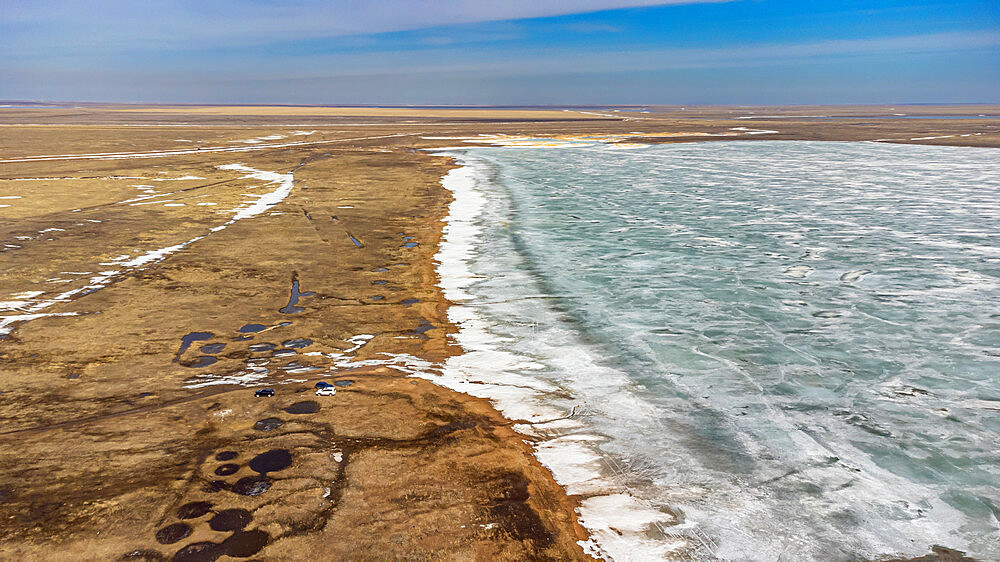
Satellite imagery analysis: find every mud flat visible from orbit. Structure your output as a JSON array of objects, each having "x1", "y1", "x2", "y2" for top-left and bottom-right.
[{"x1": 0, "y1": 104, "x2": 995, "y2": 561}]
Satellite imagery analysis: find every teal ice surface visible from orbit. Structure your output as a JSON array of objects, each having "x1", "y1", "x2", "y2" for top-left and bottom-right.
[{"x1": 454, "y1": 141, "x2": 1000, "y2": 560}]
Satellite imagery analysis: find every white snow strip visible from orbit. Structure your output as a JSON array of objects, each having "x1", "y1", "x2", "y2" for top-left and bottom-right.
[
  {"x1": 0, "y1": 313, "x2": 80, "y2": 335},
  {"x1": 2, "y1": 164, "x2": 295, "y2": 336}
]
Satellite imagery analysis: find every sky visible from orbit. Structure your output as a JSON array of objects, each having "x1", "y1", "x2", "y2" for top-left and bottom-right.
[{"x1": 2, "y1": 0, "x2": 998, "y2": 105}]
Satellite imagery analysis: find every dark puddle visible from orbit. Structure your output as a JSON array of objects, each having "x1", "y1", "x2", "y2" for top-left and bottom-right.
[
  {"x1": 283, "y1": 401, "x2": 318, "y2": 414},
  {"x1": 372, "y1": 280, "x2": 387, "y2": 285},
  {"x1": 180, "y1": 356, "x2": 217, "y2": 368},
  {"x1": 248, "y1": 449, "x2": 292, "y2": 473},
  {"x1": 403, "y1": 242, "x2": 419, "y2": 248},
  {"x1": 139, "y1": 392, "x2": 154, "y2": 398},
  {"x1": 402, "y1": 235, "x2": 414, "y2": 242},
  {"x1": 155, "y1": 523, "x2": 192, "y2": 544},
  {"x1": 302, "y1": 209, "x2": 312, "y2": 220},
  {"x1": 334, "y1": 380, "x2": 354, "y2": 387},
  {"x1": 279, "y1": 272, "x2": 315, "y2": 314},
  {"x1": 215, "y1": 451, "x2": 237, "y2": 461},
  {"x1": 118, "y1": 549, "x2": 165, "y2": 561},
  {"x1": 222, "y1": 529, "x2": 269, "y2": 558},
  {"x1": 272, "y1": 349, "x2": 296, "y2": 358},
  {"x1": 283, "y1": 362, "x2": 321, "y2": 373},
  {"x1": 401, "y1": 298, "x2": 419, "y2": 307},
  {"x1": 410, "y1": 321, "x2": 435, "y2": 337},
  {"x1": 176, "y1": 501, "x2": 212, "y2": 519},
  {"x1": 208, "y1": 509, "x2": 252, "y2": 532},
  {"x1": 174, "y1": 332, "x2": 212, "y2": 362},
  {"x1": 238, "y1": 324, "x2": 267, "y2": 333},
  {"x1": 330, "y1": 215, "x2": 338, "y2": 221},
  {"x1": 253, "y1": 417, "x2": 283, "y2": 431},
  {"x1": 372, "y1": 267, "x2": 388, "y2": 273},
  {"x1": 214, "y1": 464, "x2": 239, "y2": 476},
  {"x1": 370, "y1": 295, "x2": 384, "y2": 301},
  {"x1": 199, "y1": 343, "x2": 226, "y2": 354},
  {"x1": 231, "y1": 475, "x2": 271, "y2": 496},
  {"x1": 205, "y1": 480, "x2": 229, "y2": 493},
  {"x1": 346, "y1": 232, "x2": 363, "y2": 247},
  {"x1": 248, "y1": 342, "x2": 277, "y2": 352},
  {"x1": 282, "y1": 338, "x2": 313, "y2": 349},
  {"x1": 171, "y1": 541, "x2": 221, "y2": 562},
  {"x1": 234, "y1": 335, "x2": 252, "y2": 341}
]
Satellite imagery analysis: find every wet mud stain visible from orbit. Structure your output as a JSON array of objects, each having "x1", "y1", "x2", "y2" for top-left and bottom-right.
[
  {"x1": 279, "y1": 272, "x2": 315, "y2": 314},
  {"x1": 283, "y1": 401, "x2": 318, "y2": 415},
  {"x1": 176, "y1": 501, "x2": 212, "y2": 519},
  {"x1": 208, "y1": 509, "x2": 252, "y2": 532},
  {"x1": 155, "y1": 523, "x2": 192, "y2": 545},
  {"x1": 480, "y1": 471, "x2": 554, "y2": 548},
  {"x1": 401, "y1": 298, "x2": 419, "y2": 306},
  {"x1": 231, "y1": 475, "x2": 271, "y2": 496},
  {"x1": 253, "y1": 418, "x2": 283, "y2": 431},
  {"x1": 248, "y1": 449, "x2": 292, "y2": 473},
  {"x1": 215, "y1": 451, "x2": 237, "y2": 461},
  {"x1": 173, "y1": 332, "x2": 212, "y2": 362}
]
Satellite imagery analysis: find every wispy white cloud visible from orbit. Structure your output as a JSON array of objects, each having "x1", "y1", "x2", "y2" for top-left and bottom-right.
[
  {"x1": 2, "y1": 0, "x2": 730, "y2": 53},
  {"x1": 149, "y1": 28, "x2": 999, "y2": 78}
]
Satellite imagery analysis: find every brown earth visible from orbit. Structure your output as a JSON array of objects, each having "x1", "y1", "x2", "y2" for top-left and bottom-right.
[{"x1": 0, "y1": 104, "x2": 994, "y2": 561}]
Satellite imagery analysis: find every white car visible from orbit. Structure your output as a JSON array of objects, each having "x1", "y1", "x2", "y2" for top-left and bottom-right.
[{"x1": 315, "y1": 386, "x2": 337, "y2": 396}]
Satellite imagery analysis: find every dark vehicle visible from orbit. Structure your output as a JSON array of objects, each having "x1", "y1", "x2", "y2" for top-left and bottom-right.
[
  {"x1": 254, "y1": 388, "x2": 275, "y2": 398},
  {"x1": 315, "y1": 381, "x2": 332, "y2": 388}
]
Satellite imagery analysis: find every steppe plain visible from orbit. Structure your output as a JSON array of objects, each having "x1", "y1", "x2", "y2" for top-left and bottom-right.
[{"x1": 1, "y1": 104, "x2": 997, "y2": 561}]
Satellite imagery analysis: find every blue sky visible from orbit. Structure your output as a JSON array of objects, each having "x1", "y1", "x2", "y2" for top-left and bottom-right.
[{"x1": 2, "y1": 0, "x2": 998, "y2": 104}]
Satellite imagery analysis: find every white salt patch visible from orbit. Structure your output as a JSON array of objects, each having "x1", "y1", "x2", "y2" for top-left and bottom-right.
[
  {"x1": 0, "y1": 196, "x2": 22, "y2": 199},
  {"x1": 163, "y1": 203, "x2": 185, "y2": 207}
]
